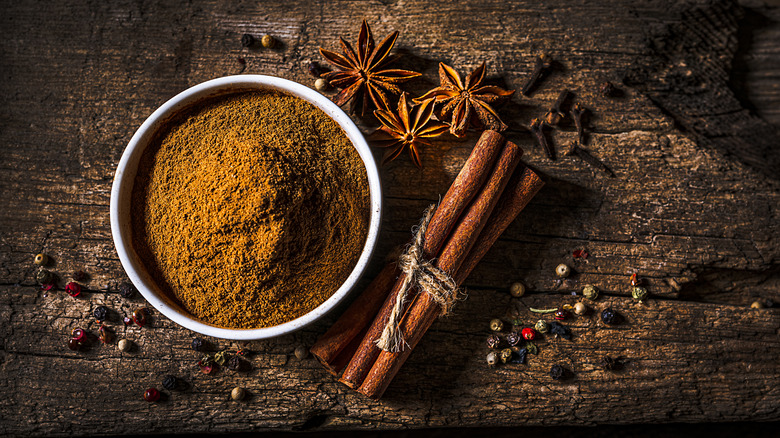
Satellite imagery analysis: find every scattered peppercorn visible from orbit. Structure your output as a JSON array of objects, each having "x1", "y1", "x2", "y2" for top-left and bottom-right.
[
  {"x1": 554, "y1": 307, "x2": 569, "y2": 320},
  {"x1": 555, "y1": 263, "x2": 571, "y2": 278},
  {"x1": 132, "y1": 308, "x2": 147, "y2": 327},
  {"x1": 231, "y1": 386, "x2": 246, "y2": 401},
  {"x1": 198, "y1": 359, "x2": 214, "y2": 375},
  {"x1": 34, "y1": 253, "x2": 48, "y2": 265},
  {"x1": 490, "y1": 318, "x2": 505, "y2": 332},
  {"x1": 227, "y1": 355, "x2": 242, "y2": 371},
  {"x1": 65, "y1": 282, "x2": 81, "y2": 297},
  {"x1": 509, "y1": 282, "x2": 526, "y2": 297},
  {"x1": 71, "y1": 327, "x2": 86, "y2": 342},
  {"x1": 549, "y1": 321, "x2": 572, "y2": 340},
  {"x1": 601, "y1": 307, "x2": 618, "y2": 325},
  {"x1": 308, "y1": 61, "x2": 327, "y2": 77},
  {"x1": 143, "y1": 388, "x2": 161, "y2": 402},
  {"x1": 486, "y1": 334, "x2": 501, "y2": 349},
  {"x1": 123, "y1": 316, "x2": 133, "y2": 326},
  {"x1": 534, "y1": 319, "x2": 549, "y2": 334},
  {"x1": 72, "y1": 270, "x2": 87, "y2": 282},
  {"x1": 241, "y1": 33, "x2": 255, "y2": 47},
  {"x1": 630, "y1": 273, "x2": 641, "y2": 286},
  {"x1": 98, "y1": 325, "x2": 113, "y2": 344},
  {"x1": 314, "y1": 78, "x2": 330, "y2": 91},
  {"x1": 550, "y1": 364, "x2": 565, "y2": 380},
  {"x1": 573, "y1": 302, "x2": 587, "y2": 315},
  {"x1": 68, "y1": 338, "x2": 83, "y2": 351},
  {"x1": 751, "y1": 301, "x2": 764, "y2": 309},
  {"x1": 524, "y1": 342, "x2": 538, "y2": 355},
  {"x1": 510, "y1": 347, "x2": 527, "y2": 364},
  {"x1": 499, "y1": 348, "x2": 513, "y2": 364},
  {"x1": 93, "y1": 305, "x2": 108, "y2": 322},
  {"x1": 506, "y1": 331, "x2": 522, "y2": 347},
  {"x1": 36, "y1": 268, "x2": 54, "y2": 285},
  {"x1": 632, "y1": 286, "x2": 648, "y2": 302},
  {"x1": 214, "y1": 351, "x2": 230, "y2": 367},
  {"x1": 261, "y1": 34, "x2": 275, "y2": 48},
  {"x1": 118, "y1": 339, "x2": 132, "y2": 352},
  {"x1": 191, "y1": 337, "x2": 204, "y2": 351},
  {"x1": 294, "y1": 345, "x2": 308, "y2": 360},
  {"x1": 119, "y1": 282, "x2": 136, "y2": 299},
  {"x1": 582, "y1": 284, "x2": 599, "y2": 300},
  {"x1": 162, "y1": 375, "x2": 179, "y2": 390},
  {"x1": 521, "y1": 327, "x2": 536, "y2": 341},
  {"x1": 486, "y1": 351, "x2": 499, "y2": 367}
]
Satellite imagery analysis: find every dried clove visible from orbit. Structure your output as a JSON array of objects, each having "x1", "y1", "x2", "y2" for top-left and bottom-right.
[
  {"x1": 521, "y1": 53, "x2": 552, "y2": 95},
  {"x1": 530, "y1": 118, "x2": 555, "y2": 160},
  {"x1": 566, "y1": 142, "x2": 615, "y2": 177},
  {"x1": 570, "y1": 102, "x2": 588, "y2": 145},
  {"x1": 544, "y1": 89, "x2": 570, "y2": 126}
]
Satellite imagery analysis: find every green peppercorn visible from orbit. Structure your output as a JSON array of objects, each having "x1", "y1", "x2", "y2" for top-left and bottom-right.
[
  {"x1": 36, "y1": 268, "x2": 54, "y2": 285},
  {"x1": 509, "y1": 282, "x2": 526, "y2": 297},
  {"x1": 534, "y1": 319, "x2": 549, "y2": 334},
  {"x1": 489, "y1": 318, "x2": 505, "y2": 332},
  {"x1": 486, "y1": 351, "x2": 499, "y2": 367},
  {"x1": 34, "y1": 253, "x2": 48, "y2": 266},
  {"x1": 499, "y1": 348, "x2": 513, "y2": 364},
  {"x1": 261, "y1": 34, "x2": 275, "y2": 48},
  {"x1": 214, "y1": 350, "x2": 230, "y2": 366},
  {"x1": 632, "y1": 286, "x2": 648, "y2": 302},
  {"x1": 555, "y1": 263, "x2": 571, "y2": 278},
  {"x1": 582, "y1": 284, "x2": 599, "y2": 300}
]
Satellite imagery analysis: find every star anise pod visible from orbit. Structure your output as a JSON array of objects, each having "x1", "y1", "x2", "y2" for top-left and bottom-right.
[
  {"x1": 415, "y1": 62, "x2": 515, "y2": 138},
  {"x1": 319, "y1": 20, "x2": 421, "y2": 117},
  {"x1": 369, "y1": 93, "x2": 449, "y2": 167}
]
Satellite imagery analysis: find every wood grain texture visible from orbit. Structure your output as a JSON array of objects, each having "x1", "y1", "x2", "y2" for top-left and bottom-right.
[{"x1": 1, "y1": 0, "x2": 779, "y2": 435}]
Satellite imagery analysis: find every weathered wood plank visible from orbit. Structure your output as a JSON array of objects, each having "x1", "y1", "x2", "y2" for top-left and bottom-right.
[{"x1": 1, "y1": 0, "x2": 779, "y2": 435}]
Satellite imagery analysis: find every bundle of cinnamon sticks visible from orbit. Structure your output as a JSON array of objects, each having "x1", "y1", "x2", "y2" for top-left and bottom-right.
[{"x1": 311, "y1": 130, "x2": 545, "y2": 399}]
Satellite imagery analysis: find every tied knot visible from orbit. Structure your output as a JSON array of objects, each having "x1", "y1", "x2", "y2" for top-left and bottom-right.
[{"x1": 375, "y1": 205, "x2": 465, "y2": 353}]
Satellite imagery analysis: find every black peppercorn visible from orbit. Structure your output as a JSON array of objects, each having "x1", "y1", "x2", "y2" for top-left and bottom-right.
[
  {"x1": 486, "y1": 334, "x2": 501, "y2": 349},
  {"x1": 191, "y1": 337, "x2": 204, "y2": 352},
  {"x1": 162, "y1": 375, "x2": 178, "y2": 390},
  {"x1": 601, "y1": 307, "x2": 618, "y2": 325},
  {"x1": 119, "y1": 282, "x2": 136, "y2": 299},
  {"x1": 308, "y1": 61, "x2": 329, "y2": 77},
  {"x1": 72, "y1": 270, "x2": 87, "y2": 282},
  {"x1": 506, "y1": 331, "x2": 522, "y2": 347},
  {"x1": 549, "y1": 321, "x2": 572, "y2": 340},
  {"x1": 550, "y1": 364, "x2": 564, "y2": 380},
  {"x1": 510, "y1": 348, "x2": 527, "y2": 364},
  {"x1": 227, "y1": 355, "x2": 242, "y2": 371},
  {"x1": 93, "y1": 305, "x2": 108, "y2": 321},
  {"x1": 241, "y1": 33, "x2": 255, "y2": 47}
]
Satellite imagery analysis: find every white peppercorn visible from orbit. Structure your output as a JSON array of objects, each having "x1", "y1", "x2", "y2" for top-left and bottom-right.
[
  {"x1": 509, "y1": 282, "x2": 526, "y2": 297},
  {"x1": 555, "y1": 263, "x2": 571, "y2": 278},
  {"x1": 118, "y1": 339, "x2": 132, "y2": 352},
  {"x1": 231, "y1": 386, "x2": 245, "y2": 401}
]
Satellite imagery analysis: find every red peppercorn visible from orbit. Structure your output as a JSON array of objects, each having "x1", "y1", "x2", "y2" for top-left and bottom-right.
[
  {"x1": 630, "y1": 273, "x2": 641, "y2": 286},
  {"x1": 65, "y1": 282, "x2": 81, "y2": 297},
  {"x1": 554, "y1": 307, "x2": 569, "y2": 320},
  {"x1": 143, "y1": 388, "x2": 161, "y2": 402},
  {"x1": 68, "y1": 338, "x2": 82, "y2": 351},
  {"x1": 132, "y1": 308, "x2": 147, "y2": 327},
  {"x1": 71, "y1": 327, "x2": 86, "y2": 342},
  {"x1": 123, "y1": 316, "x2": 133, "y2": 326},
  {"x1": 521, "y1": 327, "x2": 536, "y2": 341}
]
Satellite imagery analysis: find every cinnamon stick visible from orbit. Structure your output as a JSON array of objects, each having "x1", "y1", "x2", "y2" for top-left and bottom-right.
[
  {"x1": 358, "y1": 159, "x2": 543, "y2": 400},
  {"x1": 338, "y1": 130, "x2": 507, "y2": 388},
  {"x1": 310, "y1": 263, "x2": 399, "y2": 374}
]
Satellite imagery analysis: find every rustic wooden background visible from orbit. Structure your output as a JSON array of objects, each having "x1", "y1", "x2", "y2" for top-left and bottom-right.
[{"x1": 1, "y1": 0, "x2": 779, "y2": 435}]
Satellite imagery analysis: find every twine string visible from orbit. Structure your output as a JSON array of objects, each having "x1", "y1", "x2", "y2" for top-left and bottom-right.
[{"x1": 375, "y1": 204, "x2": 465, "y2": 353}]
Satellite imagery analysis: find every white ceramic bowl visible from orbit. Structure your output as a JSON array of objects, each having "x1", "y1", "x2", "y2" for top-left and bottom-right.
[{"x1": 110, "y1": 75, "x2": 382, "y2": 340}]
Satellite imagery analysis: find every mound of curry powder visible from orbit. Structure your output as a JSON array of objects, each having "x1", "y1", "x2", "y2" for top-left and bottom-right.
[{"x1": 131, "y1": 90, "x2": 370, "y2": 329}]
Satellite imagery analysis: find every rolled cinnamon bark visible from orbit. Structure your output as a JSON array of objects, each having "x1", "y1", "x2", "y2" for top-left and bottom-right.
[
  {"x1": 358, "y1": 150, "x2": 542, "y2": 399},
  {"x1": 338, "y1": 130, "x2": 507, "y2": 388},
  {"x1": 310, "y1": 263, "x2": 399, "y2": 374}
]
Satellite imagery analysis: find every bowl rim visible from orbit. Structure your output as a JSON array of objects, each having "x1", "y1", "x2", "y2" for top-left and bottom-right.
[{"x1": 110, "y1": 75, "x2": 382, "y2": 340}]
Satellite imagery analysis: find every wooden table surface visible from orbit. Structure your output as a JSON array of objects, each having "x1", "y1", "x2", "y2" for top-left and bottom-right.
[{"x1": 2, "y1": 0, "x2": 779, "y2": 435}]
